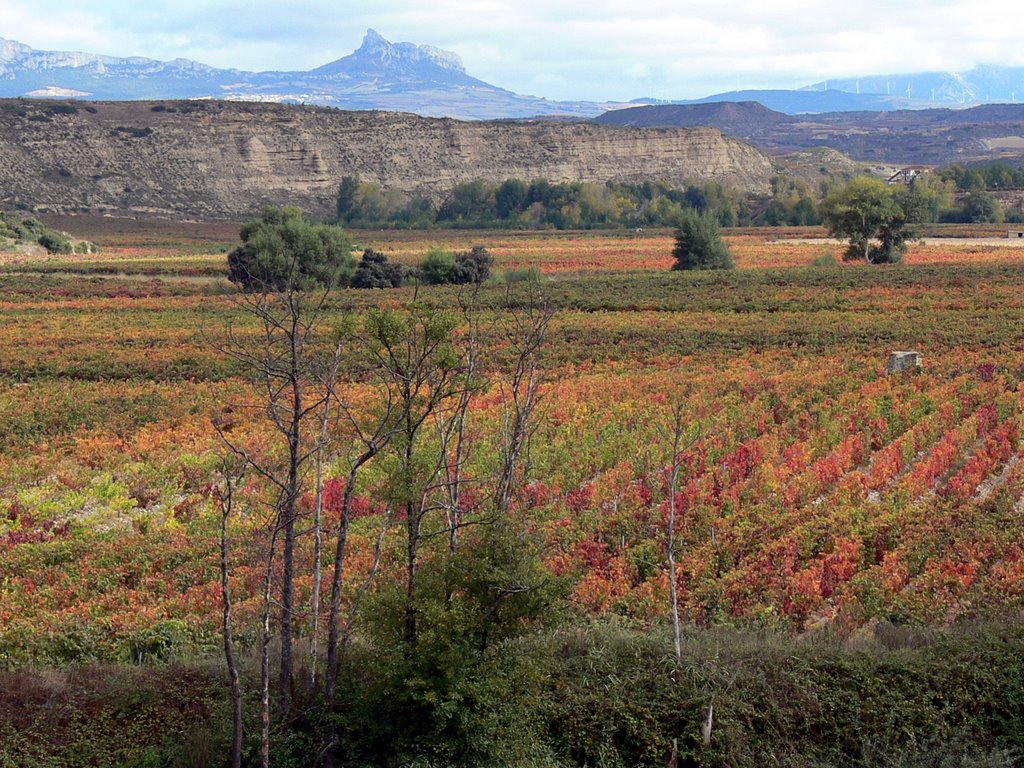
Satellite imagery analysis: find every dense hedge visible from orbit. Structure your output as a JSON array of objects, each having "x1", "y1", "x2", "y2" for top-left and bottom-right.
[{"x1": 5, "y1": 622, "x2": 1024, "y2": 767}]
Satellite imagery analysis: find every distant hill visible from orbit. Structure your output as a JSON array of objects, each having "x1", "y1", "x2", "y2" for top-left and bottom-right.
[
  {"x1": 642, "y1": 67, "x2": 1024, "y2": 115},
  {"x1": 0, "y1": 99, "x2": 775, "y2": 219},
  {"x1": 0, "y1": 30, "x2": 627, "y2": 120},
  {"x1": 597, "y1": 101, "x2": 796, "y2": 133},
  {"x1": 595, "y1": 103, "x2": 1024, "y2": 166}
]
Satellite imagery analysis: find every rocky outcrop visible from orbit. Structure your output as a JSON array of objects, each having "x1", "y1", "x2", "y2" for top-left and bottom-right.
[{"x1": 0, "y1": 100, "x2": 775, "y2": 219}]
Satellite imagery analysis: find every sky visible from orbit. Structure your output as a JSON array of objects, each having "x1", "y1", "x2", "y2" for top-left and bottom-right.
[{"x1": 2, "y1": 0, "x2": 1023, "y2": 101}]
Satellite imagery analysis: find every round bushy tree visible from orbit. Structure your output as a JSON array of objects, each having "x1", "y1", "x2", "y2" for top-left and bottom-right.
[
  {"x1": 419, "y1": 248, "x2": 457, "y2": 285},
  {"x1": 352, "y1": 248, "x2": 406, "y2": 289},
  {"x1": 227, "y1": 206, "x2": 354, "y2": 292},
  {"x1": 671, "y1": 209, "x2": 734, "y2": 270},
  {"x1": 452, "y1": 245, "x2": 494, "y2": 284},
  {"x1": 821, "y1": 177, "x2": 923, "y2": 264}
]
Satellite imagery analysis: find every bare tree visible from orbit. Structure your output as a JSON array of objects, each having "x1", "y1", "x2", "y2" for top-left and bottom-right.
[
  {"x1": 658, "y1": 401, "x2": 708, "y2": 765},
  {"x1": 214, "y1": 461, "x2": 246, "y2": 768},
  {"x1": 309, "y1": 340, "x2": 345, "y2": 691},
  {"x1": 666, "y1": 402, "x2": 687, "y2": 667},
  {"x1": 433, "y1": 291, "x2": 484, "y2": 554},
  {"x1": 323, "y1": 373, "x2": 400, "y2": 706},
  {"x1": 214, "y1": 206, "x2": 354, "y2": 714},
  {"x1": 494, "y1": 281, "x2": 552, "y2": 512},
  {"x1": 216, "y1": 285, "x2": 337, "y2": 711},
  {"x1": 258, "y1": 522, "x2": 281, "y2": 768}
]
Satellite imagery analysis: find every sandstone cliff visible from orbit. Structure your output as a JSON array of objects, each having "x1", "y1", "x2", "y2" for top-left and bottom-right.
[{"x1": 0, "y1": 100, "x2": 775, "y2": 219}]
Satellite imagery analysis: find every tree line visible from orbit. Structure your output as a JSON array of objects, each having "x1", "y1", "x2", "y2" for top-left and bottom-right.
[
  {"x1": 336, "y1": 167, "x2": 1024, "y2": 231},
  {"x1": 228, "y1": 207, "x2": 493, "y2": 291},
  {"x1": 336, "y1": 175, "x2": 823, "y2": 230},
  {"x1": 939, "y1": 162, "x2": 1024, "y2": 192}
]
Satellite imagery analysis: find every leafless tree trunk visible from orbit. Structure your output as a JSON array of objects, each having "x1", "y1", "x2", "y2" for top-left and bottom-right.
[
  {"x1": 323, "y1": 448, "x2": 383, "y2": 704},
  {"x1": 215, "y1": 467, "x2": 244, "y2": 768},
  {"x1": 701, "y1": 703, "x2": 714, "y2": 747},
  {"x1": 494, "y1": 282, "x2": 552, "y2": 512},
  {"x1": 279, "y1": 343, "x2": 302, "y2": 712},
  {"x1": 309, "y1": 389, "x2": 334, "y2": 691},
  {"x1": 435, "y1": 293, "x2": 482, "y2": 554},
  {"x1": 667, "y1": 402, "x2": 686, "y2": 666},
  {"x1": 214, "y1": 286, "x2": 335, "y2": 714},
  {"x1": 660, "y1": 402, "x2": 707, "y2": 763},
  {"x1": 260, "y1": 524, "x2": 280, "y2": 768}
]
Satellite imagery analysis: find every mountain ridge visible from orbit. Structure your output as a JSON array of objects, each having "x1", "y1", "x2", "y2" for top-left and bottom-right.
[
  {"x1": 595, "y1": 102, "x2": 1024, "y2": 165},
  {"x1": 3, "y1": 32, "x2": 1023, "y2": 119},
  {"x1": 0, "y1": 31, "x2": 619, "y2": 119}
]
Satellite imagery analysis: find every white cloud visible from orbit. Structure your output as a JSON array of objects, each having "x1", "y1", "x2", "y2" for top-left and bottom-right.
[{"x1": 1, "y1": 0, "x2": 1023, "y2": 100}]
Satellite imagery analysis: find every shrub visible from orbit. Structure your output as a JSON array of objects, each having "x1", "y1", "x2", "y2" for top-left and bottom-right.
[
  {"x1": 451, "y1": 245, "x2": 494, "y2": 284},
  {"x1": 38, "y1": 231, "x2": 73, "y2": 255},
  {"x1": 351, "y1": 248, "x2": 406, "y2": 289},
  {"x1": 418, "y1": 248, "x2": 457, "y2": 285},
  {"x1": 671, "y1": 209, "x2": 734, "y2": 270},
  {"x1": 227, "y1": 206, "x2": 354, "y2": 292}
]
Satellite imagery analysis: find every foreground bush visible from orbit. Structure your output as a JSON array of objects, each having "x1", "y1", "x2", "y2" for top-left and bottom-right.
[
  {"x1": 5, "y1": 621, "x2": 1024, "y2": 766},
  {"x1": 326, "y1": 622, "x2": 1024, "y2": 767}
]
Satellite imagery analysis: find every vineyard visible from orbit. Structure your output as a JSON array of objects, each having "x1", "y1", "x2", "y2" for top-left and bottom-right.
[
  {"x1": 1, "y1": 223, "x2": 1024, "y2": 765},
  {"x1": 1, "y1": 224, "x2": 1022, "y2": 664}
]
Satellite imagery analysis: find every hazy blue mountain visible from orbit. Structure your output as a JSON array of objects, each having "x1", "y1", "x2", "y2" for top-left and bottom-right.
[
  {"x1": 804, "y1": 65, "x2": 1024, "y2": 105},
  {"x1": 3, "y1": 31, "x2": 1023, "y2": 119},
  {"x1": 675, "y1": 89, "x2": 910, "y2": 114},
  {"x1": 0, "y1": 30, "x2": 622, "y2": 119}
]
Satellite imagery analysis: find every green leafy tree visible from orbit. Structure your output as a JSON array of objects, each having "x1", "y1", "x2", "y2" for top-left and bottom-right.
[
  {"x1": 908, "y1": 173, "x2": 955, "y2": 222},
  {"x1": 821, "y1": 177, "x2": 919, "y2": 264},
  {"x1": 227, "y1": 206, "x2": 354, "y2": 291},
  {"x1": 671, "y1": 209, "x2": 734, "y2": 270},
  {"x1": 336, "y1": 175, "x2": 360, "y2": 221},
  {"x1": 419, "y1": 248, "x2": 456, "y2": 284},
  {"x1": 495, "y1": 179, "x2": 529, "y2": 219},
  {"x1": 961, "y1": 190, "x2": 1005, "y2": 223}
]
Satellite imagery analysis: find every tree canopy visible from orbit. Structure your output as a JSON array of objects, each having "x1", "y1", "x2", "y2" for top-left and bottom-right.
[
  {"x1": 820, "y1": 177, "x2": 920, "y2": 264},
  {"x1": 227, "y1": 206, "x2": 354, "y2": 292},
  {"x1": 671, "y1": 209, "x2": 734, "y2": 270}
]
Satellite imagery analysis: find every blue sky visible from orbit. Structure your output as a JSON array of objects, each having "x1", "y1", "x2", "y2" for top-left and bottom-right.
[{"x1": 1, "y1": 0, "x2": 1021, "y2": 101}]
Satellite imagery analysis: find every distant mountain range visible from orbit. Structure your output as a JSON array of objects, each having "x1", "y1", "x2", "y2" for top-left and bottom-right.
[
  {"x1": 1, "y1": 30, "x2": 1023, "y2": 119},
  {"x1": 595, "y1": 102, "x2": 1024, "y2": 166},
  {"x1": 663, "y1": 90, "x2": 910, "y2": 114},
  {"x1": 803, "y1": 65, "x2": 1024, "y2": 105},
  {"x1": 0, "y1": 30, "x2": 624, "y2": 120}
]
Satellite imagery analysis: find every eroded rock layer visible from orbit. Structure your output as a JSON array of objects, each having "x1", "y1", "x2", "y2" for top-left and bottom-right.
[{"x1": 0, "y1": 100, "x2": 775, "y2": 219}]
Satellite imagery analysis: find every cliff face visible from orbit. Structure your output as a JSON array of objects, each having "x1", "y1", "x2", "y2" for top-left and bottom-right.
[{"x1": 0, "y1": 100, "x2": 775, "y2": 219}]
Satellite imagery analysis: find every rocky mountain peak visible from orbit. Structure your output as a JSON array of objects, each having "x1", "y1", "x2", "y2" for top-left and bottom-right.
[
  {"x1": 348, "y1": 28, "x2": 465, "y2": 73},
  {"x1": 0, "y1": 37, "x2": 32, "y2": 62}
]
